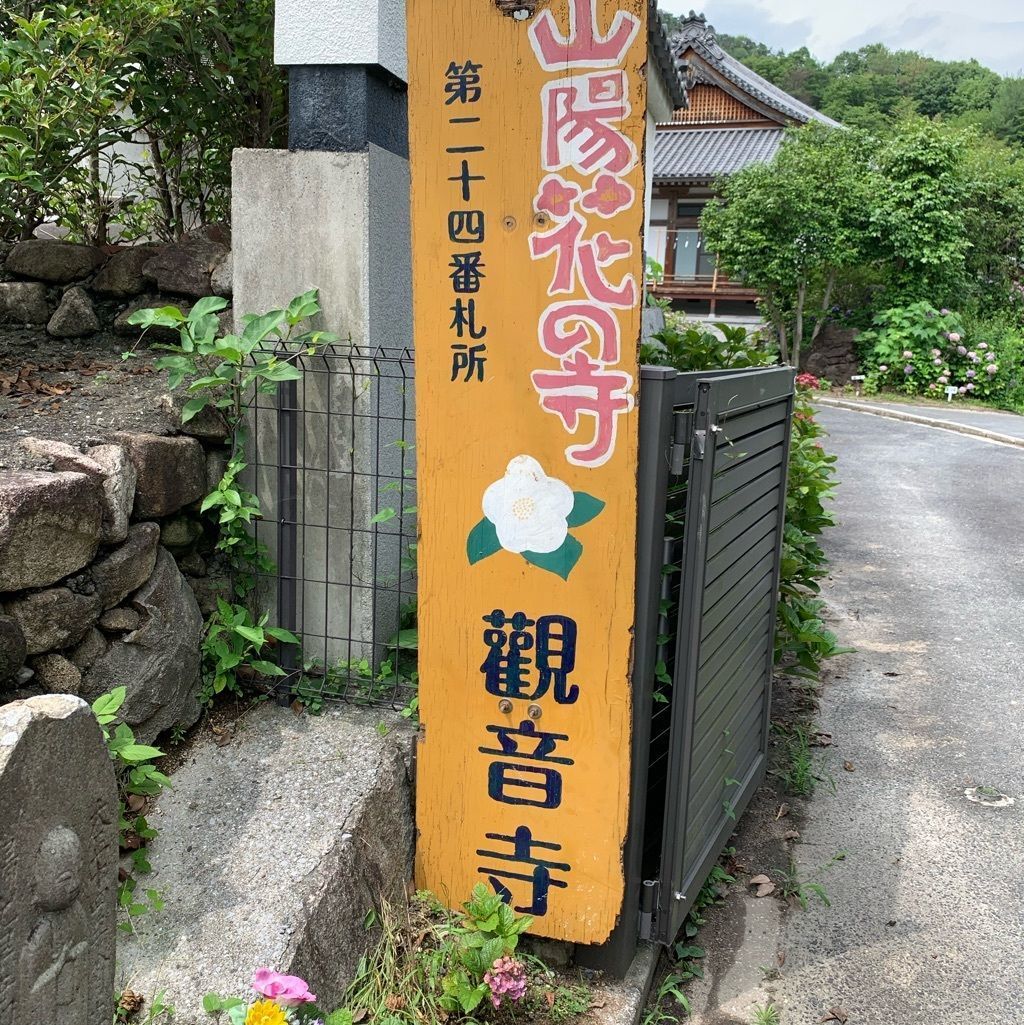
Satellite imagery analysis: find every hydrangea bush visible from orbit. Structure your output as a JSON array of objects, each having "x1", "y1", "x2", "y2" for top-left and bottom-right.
[{"x1": 860, "y1": 302, "x2": 1002, "y2": 399}]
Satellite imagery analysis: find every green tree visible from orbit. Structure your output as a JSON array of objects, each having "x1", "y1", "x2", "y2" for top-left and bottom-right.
[
  {"x1": 869, "y1": 118, "x2": 974, "y2": 306},
  {"x1": 701, "y1": 124, "x2": 873, "y2": 367}
]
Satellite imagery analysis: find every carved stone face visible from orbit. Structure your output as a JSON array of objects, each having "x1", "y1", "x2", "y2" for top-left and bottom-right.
[{"x1": 32, "y1": 826, "x2": 83, "y2": 913}]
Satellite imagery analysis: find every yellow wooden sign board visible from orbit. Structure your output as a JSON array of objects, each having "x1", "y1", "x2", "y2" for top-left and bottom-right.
[{"x1": 408, "y1": 0, "x2": 648, "y2": 944}]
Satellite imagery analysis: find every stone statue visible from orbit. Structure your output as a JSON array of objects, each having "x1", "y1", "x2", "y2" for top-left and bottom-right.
[{"x1": 0, "y1": 695, "x2": 117, "y2": 1025}]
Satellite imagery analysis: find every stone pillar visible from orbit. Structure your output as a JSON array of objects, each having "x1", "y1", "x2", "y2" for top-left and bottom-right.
[
  {"x1": 0, "y1": 694, "x2": 117, "y2": 1025},
  {"x1": 233, "y1": 0, "x2": 413, "y2": 672}
]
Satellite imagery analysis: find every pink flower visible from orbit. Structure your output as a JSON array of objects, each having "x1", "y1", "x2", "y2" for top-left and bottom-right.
[
  {"x1": 484, "y1": 957, "x2": 527, "y2": 1009},
  {"x1": 878, "y1": 364, "x2": 889, "y2": 372},
  {"x1": 966, "y1": 382, "x2": 976, "y2": 391},
  {"x1": 534, "y1": 174, "x2": 581, "y2": 221},
  {"x1": 938, "y1": 375, "x2": 948, "y2": 384},
  {"x1": 581, "y1": 173, "x2": 634, "y2": 218},
  {"x1": 251, "y1": 969, "x2": 316, "y2": 1007},
  {"x1": 978, "y1": 341, "x2": 988, "y2": 350},
  {"x1": 902, "y1": 349, "x2": 914, "y2": 359},
  {"x1": 986, "y1": 363, "x2": 998, "y2": 374},
  {"x1": 949, "y1": 332, "x2": 962, "y2": 342}
]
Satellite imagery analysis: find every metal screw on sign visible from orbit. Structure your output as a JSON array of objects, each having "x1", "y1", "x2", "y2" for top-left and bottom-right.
[
  {"x1": 527, "y1": 703, "x2": 543, "y2": 720},
  {"x1": 497, "y1": 699, "x2": 514, "y2": 714}
]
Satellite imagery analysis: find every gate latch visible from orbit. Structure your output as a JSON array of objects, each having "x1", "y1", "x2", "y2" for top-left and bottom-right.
[{"x1": 692, "y1": 428, "x2": 707, "y2": 460}]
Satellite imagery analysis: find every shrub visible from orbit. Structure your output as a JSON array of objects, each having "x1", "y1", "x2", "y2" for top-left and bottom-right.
[{"x1": 860, "y1": 301, "x2": 1005, "y2": 401}]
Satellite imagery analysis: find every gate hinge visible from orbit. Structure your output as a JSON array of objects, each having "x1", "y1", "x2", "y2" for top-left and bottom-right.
[
  {"x1": 639, "y1": 879, "x2": 659, "y2": 941},
  {"x1": 669, "y1": 410, "x2": 693, "y2": 475}
]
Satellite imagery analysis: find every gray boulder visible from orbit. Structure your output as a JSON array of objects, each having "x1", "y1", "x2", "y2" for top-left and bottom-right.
[
  {"x1": 0, "y1": 281, "x2": 50, "y2": 324},
  {"x1": 183, "y1": 574, "x2": 229, "y2": 616},
  {"x1": 21, "y1": 437, "x2": 136, "y2": 544},
  {"x1": 160, "y1": 393, "x2": 230, "y2": 441},
  {"x1": 3, "y1": 586, "x2": 102, "y2": 655},
  {"x1": 27, "y1": 652, "x2": 82, "y2": 694},
  {"x1": 0, "y1": 615, "x2": 27, "y2": 690},
  {"x1": 111, "y1": 432, "x2": 207, "y2": 518},
  {"x1": 98, "y1": 607, "x2": 142, "y2": 633},
  {"x1": 142, "y1": 233, "x2": 229, "y2": 298},
  {"x1": 210, "y1": 251, "x2": 232, "y2": 297},
  {"x1": 117, "y1": 705, "x2": 415, "y2": 1021},
  {"x1": 91, "y1": 522, "x2": 160, "y2": 609},
  {"x1": 81, "y1": 549, "x2": 203, "y2": 744},
  {"x1": 92, "y1": 244, "x2": 162, "y2": 298},
  {"x1": 0, "y1": 471, "x2": 103, "y2": 591},
  {"x1": 68, "y1": 628, "x2": 109, "y2": 672},
  {"x1": 85, "y1": 443, "x2": 137, "y2": 544},
  {"x1": 47, "y1": 286, "x2": 100, "y2": 337},
  {"x1": 5, "y1": 239, "x2": 106, "y2": 283}
]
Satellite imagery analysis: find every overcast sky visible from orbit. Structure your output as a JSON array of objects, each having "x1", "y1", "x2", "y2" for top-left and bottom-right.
[{"x1": 662, "y1": 1, "x2": 1024, "y2": 75}]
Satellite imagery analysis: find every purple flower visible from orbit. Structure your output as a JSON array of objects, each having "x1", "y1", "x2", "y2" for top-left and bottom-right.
[
  {"x1": 987, "y1": 352, "x2": 996, "y2": 362},
  {"x1": 978, "y1": 342, "x2": 988, "y2": 350},
  {"x1": 958, "y1": 386, "x2": 967, "y2": 394},
  {"x1": 966, "y1": 382, "x2": 976, "y2": 391},
  {"x1": 484, "y1": 957, "x2": 528, "y2": 1009},
  {"x1": 986, "y1": 364, "x2": 998, "y2": 374},
  {"x1": 967, "y1": 370, "x2": 976, "y2": 378},
  {"x1": 957, "y1": 345, "x2": 967, "y2": 355},
  {"x1": 933, "y1": 358, "x2": 942, "y2": 366},
  {"x1": 940, "y1": 308, "x2": 951, "y2": 315},
  {"x1": 904, "y1": 365, "x2": 914, "y2": 375},
  {"x1": 938, "y1": 375, "x2": 949, "y2": 384},
  {"x1": 949, "y1": 332, "x2": 962, "y2": 342}
]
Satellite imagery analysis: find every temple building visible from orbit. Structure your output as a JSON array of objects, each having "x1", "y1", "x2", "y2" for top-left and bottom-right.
[{"x1": 649, "y1": 12, "x2": 838, "y2": 317}]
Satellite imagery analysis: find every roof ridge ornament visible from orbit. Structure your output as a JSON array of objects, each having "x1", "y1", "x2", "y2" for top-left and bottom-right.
[{"x1": 677, "y1": 10, "x2": 724, "y2": 60}]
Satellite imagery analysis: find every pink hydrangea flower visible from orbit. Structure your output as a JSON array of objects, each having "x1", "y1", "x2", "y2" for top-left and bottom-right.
[
  {"x1": 534, "y1": 174, "x2": 581, "y2": 221},
  {"x1": 949, "y1": 332, "x2": 962, "y2": 342},
  {"x1": 937, "y1": 375, "x2": 949, "y2": 384},
  {"x1": 581, "y1": 172, "x2": 634, "y2": 218},
  {"x1": 940, "y1": 308, "x2": 951, "y2": 315},
  {"x1": 978, "y1": 341, "x2": 988, "y2": 350},
  {"x1": 933, "y1": 358, "x2": 942, "y2": 366},
  {"x1": 930, "y1": 348, "x2": 941, "y2": 358},
  {"x1": 957, "y1": 345, "x2": 967, "y2": 355},
  {"x1": 966, "y1": 369, "x2": 976, "y2": 378},
  {"x1": 902, "y1": 349, "x2": 914, "y2": 359},
  {"x1": 986, "y1": 363, "x2": 998, "y2": 374},
  {"x1": 966, "y1": 382, "x2": 976, "y2": 391},
  {"x1": 958, "y1": 386, "x2": 967, "y2": 394},
  {"x1": 878, "y1": 364, "x2": 889, "y2": 372},
  {"x1": 484, "y1": 957, "x2": 528, "y2": 1009},
  {"x1": 251, "y1": 969, "x2": 317, "y2": 1007}
]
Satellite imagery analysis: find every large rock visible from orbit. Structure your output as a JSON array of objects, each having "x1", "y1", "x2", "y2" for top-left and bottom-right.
[
  {"x1": 21, "y1": 438, "x2": 136, "y2": 544},
  {"x1": 47, "y1": 286, "x2": 100, "y2": 337},
  {"x1": 160, "y1": 393, "x2": 230, "y2": 441},
  {"x1": 85, "y1": 443, "x2": 137, "y2": 544},
  {"x1": 91, "y1": 244, "x2": 162, "y2": 298},
  {"x1": 67, "y1": 628, "x2": 109, "y2": 672},
  {"x1": 0, "y1": 694, "x2": 117, "y2": 1024},
  {"x1": 0, "y1": 281, "x2": 50, "y2": 324},
  {"x1": 142, "y1": 233, "x2": 229, "y2": 298},
  {"x1": 27, "y1": 653, "x2": 82, "y2": 695},
  {"x1": 5, "y1": 239, "x2": 107, "y2": 283},
  {"x1": 91, "y1": 522, "x2": 160, "y2": 609},
  {"x1": 3, "y1": 586, "x2": 102, "y2": 655},
  {"x1": 81, "y1": 549, "x2": 203, "y2": 744},
  {"x1": 0, "y1": 471, "x2": 103, "y2": 591},
  {"x1": 210, "y1": 251, "x2": 232, "y2": 297},
  {"x1": 118, "y1": 705, "x2": 414, "y2": 1020},
  {"x1": 111, "y1": 433, "x2": 207, "y2": 518},
  {"x1": 0, "y1": 615, "x2": 27, "y2": 690}
]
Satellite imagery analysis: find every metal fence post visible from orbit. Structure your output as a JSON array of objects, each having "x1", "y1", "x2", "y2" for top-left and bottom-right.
[{"x1": 275, "y1": 376, "x2": 300, "y2": 700}]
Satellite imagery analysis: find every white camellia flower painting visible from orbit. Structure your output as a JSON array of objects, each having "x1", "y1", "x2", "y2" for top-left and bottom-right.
[
  {"x1": 482, "y1": 455, "x2": 574, "y2": 554},
  {"x1": 467, "y1": 454, "x2": 605, "y2": 580}
]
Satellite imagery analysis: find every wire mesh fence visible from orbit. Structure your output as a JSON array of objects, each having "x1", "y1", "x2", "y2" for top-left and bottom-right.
[{"x1": 247, "y1": 344, "x2": 418, "y2": 711}]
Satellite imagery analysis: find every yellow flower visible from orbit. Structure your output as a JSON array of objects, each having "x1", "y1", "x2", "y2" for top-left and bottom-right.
[{"x1": 245, "y1": 1000, "x2": 289, "y2": 1025}]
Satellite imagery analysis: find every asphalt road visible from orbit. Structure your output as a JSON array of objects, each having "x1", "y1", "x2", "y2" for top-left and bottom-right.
[
  {"x1": 687, "y1": 406, "x2": 1024, "y2": 1024},
  {"x1": 853, "y1": 399, "x2": 1024, "y2": 441}
]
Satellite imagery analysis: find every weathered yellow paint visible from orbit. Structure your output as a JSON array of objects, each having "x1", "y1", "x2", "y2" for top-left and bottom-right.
[{"x1": 408, "y1": 0, "x2": 648, "y2": 943}]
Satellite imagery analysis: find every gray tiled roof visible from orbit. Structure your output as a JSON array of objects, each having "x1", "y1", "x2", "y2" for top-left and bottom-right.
[
  {"x1": 674, "y1": 13, "x2": 840, "y2": 128},
  {"x1": 654, "y1": 126, "x2": 785, "y2": 183}
]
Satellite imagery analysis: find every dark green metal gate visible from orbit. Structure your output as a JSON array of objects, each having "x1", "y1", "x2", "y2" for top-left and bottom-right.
[{"x1": 633, "y1": 364, "x2": 795, "y2": 947}]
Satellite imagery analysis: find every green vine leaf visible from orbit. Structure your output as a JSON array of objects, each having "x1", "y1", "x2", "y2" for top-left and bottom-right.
[{"x1": 467, "y1": 517, "x2": 501, "y2": 564}]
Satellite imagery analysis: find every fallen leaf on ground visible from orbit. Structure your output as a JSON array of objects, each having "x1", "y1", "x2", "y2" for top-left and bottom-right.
[
  {"x1": 811, "y1": 732, "x2": 834, "y2": 747},
  {"x1": 783, "y1": 829, "x2": 801, "y2": 841},
  {"x1": 777, "y1": 951, "x2": 786, "y2": 967},
  {"x1": 749, "y1": 874, "x2": 775, "y2": 897},
  {"x1": 544, "y1": 992, "x2": 555, "y2": 1008},
  {"x1": 819, "y1": 1008, "x2": 849, "y2": 1023},
  {"x1": 776, "y1": 803, "x2": 790, "y2": 819},
  {"x1": 843, "y1": 761, "x2": 856, "y2": 772}
]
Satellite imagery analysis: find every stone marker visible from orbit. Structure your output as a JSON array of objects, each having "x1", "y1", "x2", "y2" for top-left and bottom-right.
[{"x1": 0, "y1": 694, "x2": 117, "y2": 1025}]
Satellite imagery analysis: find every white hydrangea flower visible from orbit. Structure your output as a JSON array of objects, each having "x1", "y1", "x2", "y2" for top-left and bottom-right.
[{"x1": 482, "y1": 455, "x2": 574, "y2": 554}]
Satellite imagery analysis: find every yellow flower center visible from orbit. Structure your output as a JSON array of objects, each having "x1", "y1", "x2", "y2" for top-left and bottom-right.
[
  {"x1": 511, "y1": 496, "x2": 536, "y2": 521},
  {"x1": 245, "y1": 1000, "x2": 289, "y2": 1025}
]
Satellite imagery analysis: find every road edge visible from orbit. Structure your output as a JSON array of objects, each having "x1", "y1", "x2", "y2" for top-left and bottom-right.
[{"x1": 815, "y1": 397, "x2": 1024, "y2": 449}]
